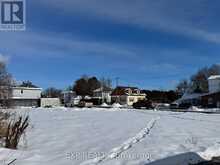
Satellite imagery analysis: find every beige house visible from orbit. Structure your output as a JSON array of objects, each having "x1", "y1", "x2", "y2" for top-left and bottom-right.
[{"x1": 111, "y1": 86, "x2": 146, "y2": 106}]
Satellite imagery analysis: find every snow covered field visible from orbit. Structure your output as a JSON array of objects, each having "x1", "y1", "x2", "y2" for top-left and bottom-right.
[{"x1": 1, "y1": 107, "x2": 220, "y2": 165}]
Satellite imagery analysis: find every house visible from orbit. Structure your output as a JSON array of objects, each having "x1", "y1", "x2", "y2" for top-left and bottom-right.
[
  {"x1": 201, "y1": 92, "x2": 220, "y2": 108},
  {"x1": 174, "y1": 93, "x2": 205, "y2": 107},
  {"x1": 0, "y1": 86, "x2": 42, "y2": 107},
  {"x1": 61, "y1": 91, "x2": 76, "y2": 104},
  {"x1": 175, "y1": 75, "x2": 220, "y2": 108},
  {"x1": 93, "y1": 87, "x2": 112, "y2": 104},
  {"x1": 111, "y1": 86, "x2": 146, "y2": 106},
  {"x1": 61, "y1": 91, "x2": 81, "y2": 107}
]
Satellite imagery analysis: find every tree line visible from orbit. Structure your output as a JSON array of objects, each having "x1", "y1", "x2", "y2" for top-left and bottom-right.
[{"x1": 2, "y1": 59, "x2": 220, "y2": 101}]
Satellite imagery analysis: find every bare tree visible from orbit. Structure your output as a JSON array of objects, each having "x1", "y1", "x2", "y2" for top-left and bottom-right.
[
  {"x1": 176, "y1": 79, "x2": 190, "y2": 95},
  {"x1": 19, "y1": 80, "x2": 38, "y2": 88},
  {"x1": 0, "y1": 61, "x2": 13, "y2": 108},
  {"x1": 42, "y1": 87, "x2": 62, "y2": 98},
  {"x1": 100, "y1": 77, "x2": 112, "y2": 89},
  {"x1": 190, "y1": 64, "x2": 220, "y2": 93}
]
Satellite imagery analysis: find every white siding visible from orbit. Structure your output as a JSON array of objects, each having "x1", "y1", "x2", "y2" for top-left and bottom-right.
[
  {"x1": 41, "y1": 98, "x2": 61, "y2": 107},
  {"x1": 12, "y1": 87, "x2": 42, "y2": 99},
  {"x1": 209, "y1": 79, "x2": 220, "y2": 93}
]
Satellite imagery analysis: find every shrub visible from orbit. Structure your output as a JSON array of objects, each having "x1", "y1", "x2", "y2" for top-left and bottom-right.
[{"x1": 5, "y1": 116, "x2": 29, "y2": 149}]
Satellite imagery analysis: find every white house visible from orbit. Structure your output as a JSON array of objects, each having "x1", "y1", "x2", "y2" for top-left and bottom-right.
[
  {"x1": 111, "y1": 86, "x2": 146, "y2": 106},
  {"x1": 8, "y1": 86, "x2": 42, "y2": 107},
  {"x1": 174, "y1": 75, "x2": 220, "y2": 108},
  {"x1": 208, "y1": 75, "x2": 220, "y2": 93},
  {"x1": 93, "y1": 87, "x2": 112, "y2": 103},
  {"x1": 61, "y1": 91, "x2": 81, "y2": 107},
  {"x1": 11, "y1": 87, "x2": 42, "y2": 99}
]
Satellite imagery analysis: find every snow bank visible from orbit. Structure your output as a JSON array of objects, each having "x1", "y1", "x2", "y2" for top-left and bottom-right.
[
  {"x1": 111, "y1": 103, "x2": 123, "y2": 108},
  {"x1": 101, "y1": 103, "x2": 109, "y2": 107},
  {"x1": 188, "y1": 106, "x2": 203, "y2": 112},
  {"x1": 188, "y1": 106, "x2": 220, "y2": 113},
  {"x1": 199, "y1": 144, "x2": 220, "y2": 160}
]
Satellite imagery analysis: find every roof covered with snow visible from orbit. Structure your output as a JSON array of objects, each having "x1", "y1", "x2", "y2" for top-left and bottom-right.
[
  {"x1": 208, "y1": 75, "x2": 220, "y2": 80},
  {"x1": 174, "y1": 93, "x2": 207, "y2": 104}
]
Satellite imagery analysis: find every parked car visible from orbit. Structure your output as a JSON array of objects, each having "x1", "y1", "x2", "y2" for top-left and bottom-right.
[
  {"x1": 170, "y1": 102, "x2": 191, "y2": 109},
  {"x1": 178, "y1": 103, "x2": 192, "y2": 109},
  {"x1": 170, "y1": 103, "x2": 179, "y2": 109},
  {"x1": 78, "y1": 100, "x2": 93, "y2": 108},
  {"x1": 155, "y1": 103, "x2": 170, "y2": 110},
  {"x1": 133, "y1": 100, "x2": 153, "y2": 109},
  {"x1": 65, "y1": 98, "x2": 81, "y2": 107}
]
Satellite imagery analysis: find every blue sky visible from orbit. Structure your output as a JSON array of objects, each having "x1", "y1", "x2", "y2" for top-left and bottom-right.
[{"x1": 1, "y1": 0, "x2": 220, "y2": 90}]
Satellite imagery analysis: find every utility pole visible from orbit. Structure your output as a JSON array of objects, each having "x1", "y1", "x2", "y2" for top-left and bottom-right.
[{"x1": 115, "y1": 77, "x2": 120, "y2": 87}]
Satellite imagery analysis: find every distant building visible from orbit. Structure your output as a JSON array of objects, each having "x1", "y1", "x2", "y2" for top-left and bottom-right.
[
  {"x1": 175, "y1": 75, "x2": 220, "y2": 108},
  {"x1": 174, "y1": 93, "x2": 205, "y2": 107},
  {"x1": 93, "y1": 87, "x2": 112, "y2": 104},
  {"x1": 61, "y1": 91, "x2": 76, "y2": 104},
  {"x1": 208, "y1": 75, "x2": 220, "y2": 93},
  {"x1": 201, "y1": 92, "x2": 220, "y2": 108},
  {"x1": 111, "y1": 86, "x2": 146, "y2": 106},
  {"x1": 41, "y1": 98, "x2": 61, "y2": 107},
  {"x1": 61, "y1": 91, "x2": 81, "y2": 107},
  {"x1": 1, "y1": 86, "x2": 42, "y2": 107}
]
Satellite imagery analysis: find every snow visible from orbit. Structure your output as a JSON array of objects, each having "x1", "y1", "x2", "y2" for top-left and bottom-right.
[
  {"x1": 100, "y1": 103, "x2": 109, "y2": 107},
  {"x1": 174, "y1": 93, "x2": 206, "y2": 104},
  {"x1": 188, "y1": 106, "x2": 203, "y2": 112},
  {"x1": 111, "y1": 103, "x2": 123, "y2": 108},
  {"x1": 208, "y1": 75, "x2": 220, "y2": 80},
  {"x1": 1, "y1": 108, "x2": 220, "y2": 165},
  {"x1": 188, "y1": 106, "x2": 220, "y2": 113}
]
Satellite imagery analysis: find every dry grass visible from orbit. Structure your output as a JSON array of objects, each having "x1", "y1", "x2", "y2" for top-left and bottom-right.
[
  {"x1": 0, "y1": 111, "x2": 29, "y2": 149},
  {"x1": 5, "y1": 116, "x2": 29, "y2": 149}
]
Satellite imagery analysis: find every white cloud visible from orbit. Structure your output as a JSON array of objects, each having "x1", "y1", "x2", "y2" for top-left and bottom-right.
[
  {"x1": 36, "y1": 0, "x2": 220, "y2": 44},
  {"x1": 0, "y1": 31, "x2": 137, "y2": 59},
  {"x1": 0, "y1": 54, "x2": 9, "y2": 63}
]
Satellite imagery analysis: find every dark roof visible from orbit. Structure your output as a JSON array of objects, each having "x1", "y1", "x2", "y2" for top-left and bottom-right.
[{"x1": 111, "y1": 86, "x2": 141, "y2": 96}]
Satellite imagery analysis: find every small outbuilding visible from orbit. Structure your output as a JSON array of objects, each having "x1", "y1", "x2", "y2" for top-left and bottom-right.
[{"x1": 41, "y1": 98, "x2": 61, "y2": 108}]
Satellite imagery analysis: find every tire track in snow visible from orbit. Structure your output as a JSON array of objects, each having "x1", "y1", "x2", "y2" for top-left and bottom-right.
[{"x1": 80, "y1": 117, "x2": 160, "y2": 165}]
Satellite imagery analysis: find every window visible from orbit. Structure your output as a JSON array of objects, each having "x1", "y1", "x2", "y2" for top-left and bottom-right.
[
  {"x1": 134, "y1": 89, "x2": 140, "y2": 94},
  {"x1": 21, "y1": 90, "x2": 23, "y2": 94},
  {"x1": 129, "y1": 97, "x2": 134, "y2": 102},
  {"x1": 125, "y1": 89, "x2": 131, "y2": 95}
]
